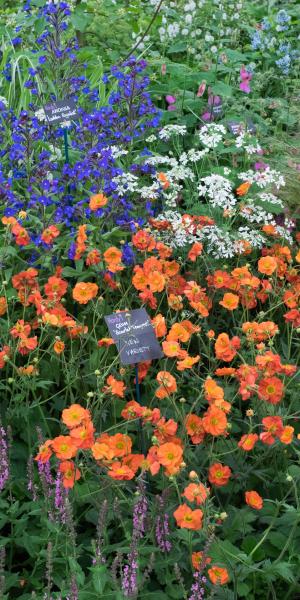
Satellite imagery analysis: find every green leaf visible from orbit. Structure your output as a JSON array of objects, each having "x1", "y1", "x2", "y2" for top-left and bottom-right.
[
  {"x1": 90, "y1": 564, "x2": 109, "y2": 593},
  {"x1": 211, "y1": 81, "x2": 233, "y2": 97},
  {"x1": 71, "y1": 8, "x2": 90, "y2": 32}
]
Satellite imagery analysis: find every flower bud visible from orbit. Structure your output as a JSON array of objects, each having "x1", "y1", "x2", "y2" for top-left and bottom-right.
[
  {"x1": 94, "y1": 369, "x2": 100, "y2": 376},
  {"x1": 189, "y1": 470, "x2": 198, "y2": 480}
]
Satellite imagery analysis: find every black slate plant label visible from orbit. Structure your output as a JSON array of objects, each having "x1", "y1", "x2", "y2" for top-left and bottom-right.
[
  {"x1": 43, "y1": 98, "x2": 78, "y2": 125},
  {"x1": 228, "y1": 121, "x2": 244, "y2": 135},
  {"x1": 105, "y1": 308, "x2": 163, "y2": 365}
]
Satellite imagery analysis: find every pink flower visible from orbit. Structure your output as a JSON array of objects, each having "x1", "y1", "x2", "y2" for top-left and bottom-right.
[
  {"x1": 161, "y1": 64, "x2": 167, "y2": 76},
  {"x1": 197, "y1": 81, "x2": 206, "y2": 97},
  {"x1": 166, "y1": 95, "x2": 177, "y2": 111},
  {"x1": 239, "y1": 66, "x2": 252, "y2": 94}
]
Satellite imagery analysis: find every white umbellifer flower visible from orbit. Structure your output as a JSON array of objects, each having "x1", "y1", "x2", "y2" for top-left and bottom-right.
[
  {"x1": 112, "y1": 173, "x2": 139, "y2": 195},
  {"x1": 146, "y1": 155, "x2": 178, "y2": 168},
  {"x1": 158, "y1": 124, "x2": 187, "y2": 141},
  {"x1": 0, "y1": 96, "x2": 8, "y2": 107},
  {"x1": 198, "y1": 174, "x2": 237, "y2": 211},
  {"x1": 199, "y1": 226, "x2": 236, "y2": 258},
  {"x1": 48, "y1": 144, "x2": 62, "y2": 160},
  {"x1": 139, "y1": 183, "x2": 161, "y2": 199},
  {"x1": 102, "y1": 145, "x2": 128, "y2": 159},
  {"x1": 145, "y1": 134, "x2": 156, "y2": 143},
  {"x1": 179, "y1": 148, "x2": 209, "y2": 164},
  {"x1": 198, "y1": 124, "x2": 226, "y2": 148},
  {"x1": 239, "y1": 168, "x2": 285, "y2": 189},
  {"x1": 223, "y1": 167, "x2": 231, "y2": 175},
  {"x1": 35, "y1": 108, "x2": 47, "y2": 122},
  {"x1": 258, "y1": 193, "x2": 284, "y2": 208},
  {"x1": 236, "y1": 227, "x2": 265, "y2": 248},
  {"x1": 235, "y1": 132, "x2": 262, "y2": 155},
  {"x1": 240, "y1": 203, "x2": 275, "y2": 224},
  {"x1": 181, "y1": 28, "x2": 189, "y2": 35}
]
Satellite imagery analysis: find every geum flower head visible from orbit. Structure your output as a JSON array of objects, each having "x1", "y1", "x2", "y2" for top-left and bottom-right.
[
  {"x1": 173, "y1": 504, "x2": 203, "y2": 530},
  {"x1": 202, "y1": 406, "x2": 228, "y2": 436},
  {"x1": 258, "y1": 376, "x2": 284, "y2": 404},
  {"x1": 208, "y1": 463, "x2": 231, "y2": 487},
  {"x1": 72, "y1": 282, "x2": 98, "y2": 304},
  {"x1": 62, "y1": 404, "x2": 91, "y2": 428},
  {"x1": 185, "y1": 414, "x2": 205, "y2": 444},
  {"x1": 245, "y1": 490, "x2": 263, "y2": 510},
  {"x1": 208, "y1": 566, "x2": 229, "y2": 585},
  {"x1": 215, "y1": 333, "x2": 240, "y2": 362},
  {"x1": 59, "y1": 460, "x2": 81, "y2": 488},
  {"x1": 260, "y1": 416, "x2": 284, "y2": 445},
  {"x1": 155, "y1": 371, "x2": 177, "y2": 399},
  {"x1": 51, "y1": 435, "x2": 78, "y2": 460},
  {"x1": 238, "y1": 433, "x2": 258, "y2": 451},
  {"x1": 103, "y1": 375, "x2": 126, "y2": 398},
  {"x1": 157, "y1": 442, "x2": 183, "y2": 476},
  {"x1": 182, "y1": 482, "x2": 209, "y2": 505}
]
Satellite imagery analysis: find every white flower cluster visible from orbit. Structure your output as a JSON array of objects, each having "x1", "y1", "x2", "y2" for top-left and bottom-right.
[
  {"x1": 258, "y1": 193, "x2": 284, "y2": 208},
  {"x1": 179, "y1": 148, "x2": 209, "y2": 165},
  {"x1": 0, "y1": 96, "x2": 8, "y2": 107},
  {"x1": 112, "y1": 173, "x2": 139, "y2": 195},
  {"x1": 239, "y1": 168, "x2": 285, "y2": 189},
  {"x1": 239, "y1": 202, "x2": 275, "y2": 224},
  {"x1": 235, "y1": 132, "x2": 262, "y2": 155},
  {"x1": 198, "y1": 174, "x2": 237, "y2": 211},
  {"x1": 198, "y1": 124, "x2": 227, "y2": 148},
  {"x1": 158, "y1": 124, "x2": 187, "y2": 141}
]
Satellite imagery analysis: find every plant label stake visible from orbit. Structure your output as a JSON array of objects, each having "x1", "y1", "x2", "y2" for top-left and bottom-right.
[{"x1": 105, "y1": 308, "x2": 163, "y2": 453}]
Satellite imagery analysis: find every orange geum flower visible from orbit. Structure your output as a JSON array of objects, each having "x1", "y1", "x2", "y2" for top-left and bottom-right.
[
  {"x1": 258, "y1": 255, "x2": 278, "y2": 276},
  {"x1": 62, "y1": 404, "x2": 90, "y2": 429},
  {"x1": 208, "y1": 566, "x2": 229, "y2": 585},
  {"x1": 34, "y1": 440, "x2": 52, "y2": 463},
  {"x1": 215, "y1": 367, "x2": 236, "y2": 377},
  {"x1": 70, "y1": 420, "x2": 95, "y2": 449},
  {"x1": 167, "y1": 294, "x2": 183, "y2": 311},
  {"x1": 238, "y1": 433, "x2": 258, "y2": 451},
  {"x1": 132, "y1": 267, "x2": 148, "y2": 291},
  {"x1": 148, "y1": 271, "x2": 165, "y2": 293},
  {"x1": 91, "y1": 440, "x2": 114, "y2": 462},
  {"x1": 173, "y1": 504, "x2": 203, "y2": 530},
  {"x1": 59, "y1": 460, "x2": 81, "y2": 488},
  {"x1": 157, "y1": 172, "x2": 170, "y2": 189},
  {"x1": 188, "y1": 242, "x2": 203, "y2": 262},
  {"x1": 185, "y1": 414, "x2": 205, "y2": 444},
  {"x1": 157, "y1": 442, "x2": 183, "y2": 475},
  {"x1": 72, "y1": 282, "x2": 98, "y2": 304},
  {"x1": 53, "y1": 340, "x2": 65, "y2": 354},
  {"x1": 97, "y1": 337, "x2": 114, "y2": 347},
  {"x1": 0, "y1": 297, "x2": 7, "y2": 317},
  {"x1": 86, "y1": 249, "x2": 101, "y2": 266},
  {"x1": 204, "y1": 378, "x2": 224, "y2": 404},
  {"x1": 215, "y1": 333, "x2": 240, "y2": 362},
  {"x1": 41, "y1": 225, "x2": 60, "y2": 245},
  {"x1": 208, "y1": 463, "x2": 231, "y2": 487},
  {"x1": 104, "y1": 375, "x2": 126, "y2": 398},
  {"x1": 156, "y1": 241, "x2": 172, "y2": 259},
  {"x1": 260, "y1": 416, "x2": 284, "y2": 445},
  {"x1": 155, "y1": 371, "x2": 177, "y2": 399},
  {"x1": 154, "y1": 417, "x2": 178, "y2": 443},
  {"x1": 51, "y1": 435, "x2": 78, "y2": 460},
  {"x1": 103, "y1": 246, "x2": 122, "y2": 265},
  {"x1": 258, "y1": 376, "x2": 284, "y2": 405},
  {"x1": 176, "y1": 355, "x2": 200, "y2": 371},
  {"x1": 182, "y1": 483, "x2": 209, "y2": 505},
  {"x1": 89, "y1": 193, "x2": 108, "y2": 211},
  {"x1": 202, "y1": 406, "x2": 228, "y2": 436},
  {"x1": 109, "y1": 433, "x2": 132, "y2": 458},
  {"x1": 44, "y1": 276, "x2": 68, "y2": 301},
  {"x1": 107, "y1": 461, "x2": 135, "y2": 480},
  {"x1": 122, "y1": 453, "x2": 145, "y2": 474},
  {"x1": 162, "y1": 340, "x2": 186, "y2": 358},
  {"x1": 279, "y1": 425, "x2": 294, "y2": 445},
  {"x1": 151, "y1": 314, "x2": 167, "y2": 338},
  {"x1": 219, "y1": 293, "x2": 239, "y2": 311},
  {"x1": 0, "y1": 346, "x2": 11, "y2": 369},
  {"x1": 192, "y1": 552, "x2": 211, "y2": 571},
  {"x1": 132, "y1": 230, "x2": 156, "y2": 252},
  {"x1": 18, "y1": 336, "x2": 38, "y2": 355},
  {"x1": 10, "y1": 319, "x2": 31, "y2": 339},
  {"x1": 236, "y1": 181, "x2": 251, "y2": 196},
  {"x1": 245, "y1": 490, "x2": 263, "y2": 510}
]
